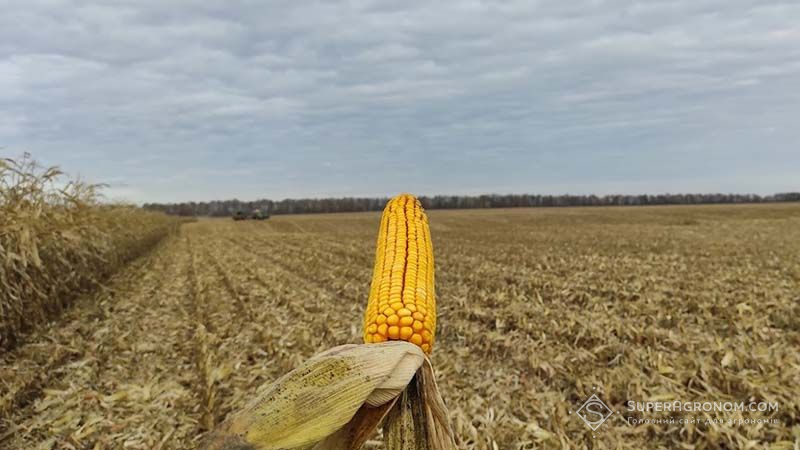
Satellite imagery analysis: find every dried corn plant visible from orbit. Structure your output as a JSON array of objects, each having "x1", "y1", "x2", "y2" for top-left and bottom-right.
[{"x1": 0, "y1": 154, "x2": 182, "y2": 350}]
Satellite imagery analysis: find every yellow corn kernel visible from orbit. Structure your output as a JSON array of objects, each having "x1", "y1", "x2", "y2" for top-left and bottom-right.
[{"x1": 363, "y1": 194, "x2": 436, "y2": 353}]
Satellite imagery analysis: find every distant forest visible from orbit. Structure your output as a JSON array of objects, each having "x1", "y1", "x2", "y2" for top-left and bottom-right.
[{"x1": 143, "y1": 192, "x2": 800, "y2": 217}]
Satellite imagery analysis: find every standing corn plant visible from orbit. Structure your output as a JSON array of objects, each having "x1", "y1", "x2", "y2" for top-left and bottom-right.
[
  {"x1": 201, "y1": 194, "x2": 455, "y2": 450},
  {"x1": 0, "y1": 154, "x2": 182, "y2": 351}
]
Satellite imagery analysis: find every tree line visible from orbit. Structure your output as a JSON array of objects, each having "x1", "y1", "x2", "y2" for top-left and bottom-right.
[{"x1": 142, "y1": 192, "x2": 800, "y2": 217}]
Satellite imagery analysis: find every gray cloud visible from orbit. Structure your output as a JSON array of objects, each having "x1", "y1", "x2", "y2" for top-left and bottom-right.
[{"x1": 1, "y1": 0, "x2": 799, "y2": 202}]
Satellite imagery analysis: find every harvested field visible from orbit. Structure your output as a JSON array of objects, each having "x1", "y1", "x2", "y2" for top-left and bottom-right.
[{"x1": 1, "y1": 204, "x2": 799, "y2": 449}]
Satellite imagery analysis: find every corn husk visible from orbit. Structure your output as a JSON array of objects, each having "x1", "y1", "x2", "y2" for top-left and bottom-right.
[
  {"x1": 199, "y1": 341, "x2": 454, "y2": 450},
  {"x1": 385, "y1": 360, "x2": 455, "y2": 450}
]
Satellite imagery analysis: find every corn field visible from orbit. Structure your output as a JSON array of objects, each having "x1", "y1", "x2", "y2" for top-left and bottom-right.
[
  {"x1": 1, "y1": 187, "x2": 799, "y2": 448},
  {"x1": 0, "y1": 155, "x2": 182, "y2": 348}
]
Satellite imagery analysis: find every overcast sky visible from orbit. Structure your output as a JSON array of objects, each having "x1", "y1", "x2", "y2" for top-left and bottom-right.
[{"x1": 2, "y1": 0, "x2": 799, "y2": 203}]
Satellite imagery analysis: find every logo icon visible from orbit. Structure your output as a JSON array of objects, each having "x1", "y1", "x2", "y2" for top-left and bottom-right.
[{"x1": 574, "y1": 393, "x2": 614, "y2": 431}]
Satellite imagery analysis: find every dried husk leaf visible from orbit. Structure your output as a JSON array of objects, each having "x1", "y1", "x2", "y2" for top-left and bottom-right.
[
  {"x1": 200, "y1": 342, "x2": 425, "y2": 450},
  {"x1": 418, "y1": 361, "x2": 455, "y2": 449},
  {"x1": 385, "y1": 364, "x2": 456, "y2": 450},
  {"x1": 313, "y1": 400, "x2": 398, "y2": 450},
  {"x1": 385, "y1": 374, "x2": 429, "y2": 450}
]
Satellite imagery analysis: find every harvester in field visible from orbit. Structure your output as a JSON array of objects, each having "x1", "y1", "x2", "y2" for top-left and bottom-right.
[
  {"x1": 232, "y1": 209, "x2": 270, "y2": 220},
  {"x1": 250, "y1": 209, "x2": 270, "y2": 220}
]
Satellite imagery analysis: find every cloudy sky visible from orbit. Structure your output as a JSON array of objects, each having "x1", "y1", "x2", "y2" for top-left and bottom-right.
[{"x1": 2, "y1": 0, "x2": 799, "y2": 203}]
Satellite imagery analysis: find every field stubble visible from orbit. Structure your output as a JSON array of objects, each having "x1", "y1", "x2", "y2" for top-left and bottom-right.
[{"x1": 2, "y1": 204, "x2": 799, "y2": 449}]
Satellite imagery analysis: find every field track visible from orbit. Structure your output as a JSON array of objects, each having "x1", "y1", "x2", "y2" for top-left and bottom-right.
[{"x1": 2, "y1": 204, "x2": 799, "y2": 449}]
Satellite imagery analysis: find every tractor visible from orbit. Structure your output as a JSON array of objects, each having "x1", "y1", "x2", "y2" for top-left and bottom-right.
[{"x1": 251, "y1": 209, "x2": 270, "y2": 220}]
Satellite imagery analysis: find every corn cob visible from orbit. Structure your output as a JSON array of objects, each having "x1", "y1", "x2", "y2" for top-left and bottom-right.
[{"x1": 363, "y1": 194, "x2": 436, "y2": 353}]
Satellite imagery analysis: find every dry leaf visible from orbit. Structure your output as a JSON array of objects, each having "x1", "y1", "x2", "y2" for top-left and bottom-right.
[{"x1": 200, "y1": 342, "x2": 426, "y2": 450}]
